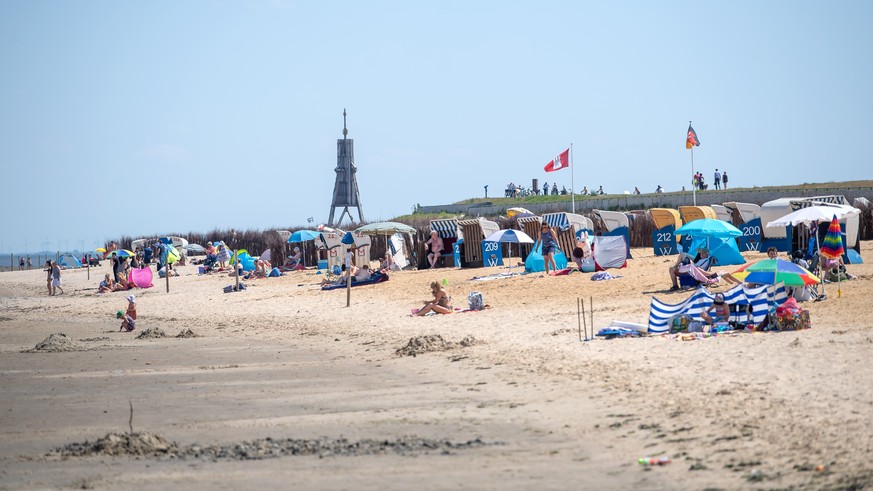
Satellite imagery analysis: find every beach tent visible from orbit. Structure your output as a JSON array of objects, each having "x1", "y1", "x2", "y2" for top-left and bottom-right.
[
  {"x1": 259, "y1": 249, "x2": 272, "y2": 263},
  {"x1": 524, "y1": 241, "x2": 568, "y2": 273},
  {"x1": 457, "y1": 217, "x2": 502, "y2": 268},
  {"x1": 57, "y1": 253, "x2": 81, "y2": 269},
  {"x1": 593, "y1": 210, "x2": 632, "y2": 259},
  {"x1": 128, "y1": 267, "x2": 154, "y2": 288},
  {"x1": 687, "y1": 235, "x2": 746, "y2": 266},
  {"x1": 647, "y1": 283, "x2": 788, "y2": 334},
  {"x1": 166, "y1": 246, "x2": 181, "y2": 264},
  {"x1": 592, "y1": 235, "x2": 628, "y2": 270},
  {"x1": 236, "y1": 252, "x2": 256, "y2": 271}
]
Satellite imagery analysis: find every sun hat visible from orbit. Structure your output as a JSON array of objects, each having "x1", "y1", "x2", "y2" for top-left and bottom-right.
[
  {"x1": 126, "y1": 294, "x2": 136, "y2": 304},
  {"x1": 116, "y1": 310, "x2": 123, "y2": 318}
]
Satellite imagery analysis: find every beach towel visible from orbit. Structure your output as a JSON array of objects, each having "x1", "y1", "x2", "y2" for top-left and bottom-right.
[
  {"x1": 321, "y1": 272, "x2": 389, "y2": 291},
  {"x1": 591, "y1": 271, "x2": 622, "y2": 281},
  {"x1": 469, "y1": 271, "x2": 525, "y2": 281}
]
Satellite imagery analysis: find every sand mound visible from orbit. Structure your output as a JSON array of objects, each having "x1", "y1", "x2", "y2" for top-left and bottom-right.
[
  {"x1": 56, "y1": 434, "x2": 491, "y2": 460},
  {"x1": 136, "y1": 327, "x2": 167, "y2": 339},
  {"x1": 25, "y1": 333, "x2": 83, "y2": 353},
  {"x1": 56, "y1": 432, "x2": 177, "y2": 457},
  {"x1": 175, "y1": 328, "x2": 199, "y2": 338},
  {"x1": 396, "y1": 335, "x2": 479, "y2": 357}
]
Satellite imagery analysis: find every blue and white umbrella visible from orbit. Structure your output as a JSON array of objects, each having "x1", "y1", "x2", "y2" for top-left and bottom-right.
[
  {"x1": 484, "y1": 229, "x2": 535, "y2": 244},
  {"x1": 484, "y1": 229, "x2": 534, "y2": 268}
]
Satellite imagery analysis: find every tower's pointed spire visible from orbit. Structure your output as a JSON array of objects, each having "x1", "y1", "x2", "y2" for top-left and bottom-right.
[{"x1": 342, "y1": 108, "x2": 348, "y2": 138}]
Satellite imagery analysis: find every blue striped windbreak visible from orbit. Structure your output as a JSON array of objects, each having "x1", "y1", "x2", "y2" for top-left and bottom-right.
[{"x1": 648, "y1": 283, "x2": 788, "y2": 334}]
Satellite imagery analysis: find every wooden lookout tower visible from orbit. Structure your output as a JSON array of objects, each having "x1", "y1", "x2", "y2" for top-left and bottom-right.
[{"x1": 328, "y1": 109, "x2": 365, "y2": 227}]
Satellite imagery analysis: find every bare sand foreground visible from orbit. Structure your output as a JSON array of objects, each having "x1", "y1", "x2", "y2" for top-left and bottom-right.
[{"x1": 1, "y1": 244, "x2": 872, "y2": 490}]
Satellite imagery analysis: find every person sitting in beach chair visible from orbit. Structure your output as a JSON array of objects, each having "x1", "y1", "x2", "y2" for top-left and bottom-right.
[
  {"x1": 284, "y1": 246, "x2": 303, "y2": 269},
  {"x1": 669, "y1": 247, "x2": 740, "y2": 290}
]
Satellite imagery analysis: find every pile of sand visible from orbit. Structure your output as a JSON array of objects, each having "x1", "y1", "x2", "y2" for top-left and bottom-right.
[
  {"x1": 395, "y1": 334, "x2": 479, "y2": 357},
  {"x1": 25, "y1": 333, "x2": 83, "y2": 353},
  {"x1": 55, "y1": 434, "x2": 491, "y2": 460},
  {"x1": 135, "y1": 327, "x2": 167, "y2": 339},
  {"x1": 56, "y1": 432, "x2": 177, "y2": 457},
  {"x1": 175, "y1": 328, "x2": 198, "y2": 338}
]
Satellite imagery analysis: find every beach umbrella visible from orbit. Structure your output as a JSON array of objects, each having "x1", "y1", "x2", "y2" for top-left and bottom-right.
[
  {"x1": 183, "y1": 243, "x2": 206, "y2": 255},
  {"x1": 820, "y1": 214, "x2": 846, "y2": 297},
  {"x1": 95, "y1": 247, "x2": 107, "y2": 253},
  {"x1": 766, "y1": 204, "x2": 860, "y2": 228},
  {"x1": 484, "y1": 229, "x2": 534, "y2": 267},
  {"x1": 108, "y1": 249, "x2": 134, "y2": 258},
  {"x1": 820, "y1": 215, "x2": 845, "y2": 260},
  {"x1": 355, "y1": 221, "x2": 415, "y2": 235},
  {"x1": 674, "y1": 219, "x2": 742, "y2": 238},
  {"x1": 731, "y1": 258, "x2": 820, "y2": 287},
  {"x1": 288, "y1": 230, "x2": 321, "y2": 243},
  {"x1": 484, "y1": 229, "x2": 535, "y2": 244}
]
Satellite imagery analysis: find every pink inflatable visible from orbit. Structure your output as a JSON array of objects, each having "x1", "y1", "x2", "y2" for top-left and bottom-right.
[{"x1": 129, "y1": 267, "x2": 154, "y2": 288}]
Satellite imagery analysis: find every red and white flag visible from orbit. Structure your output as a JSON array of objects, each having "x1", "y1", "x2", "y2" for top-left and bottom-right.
[{"x1": 544, "y1": 148, "x2": 570, "y2": 172}]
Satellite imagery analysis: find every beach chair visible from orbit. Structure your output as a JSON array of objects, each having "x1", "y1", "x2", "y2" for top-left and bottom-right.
[{"x1": 677, "y1": 255, "x2": 717, "y2": 289}]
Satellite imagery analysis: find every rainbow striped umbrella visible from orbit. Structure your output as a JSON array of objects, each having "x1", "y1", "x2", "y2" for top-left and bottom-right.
[
  {"x1": 732, "y1": 258, "x2": 820, "y2": 287},
  {"x1": 820, "y1": 214, "x2": 845, "y2": 260}
]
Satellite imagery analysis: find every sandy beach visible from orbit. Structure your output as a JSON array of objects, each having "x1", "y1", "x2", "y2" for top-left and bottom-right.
[{"x1": 1, "y1": 244, "x2": 872, "y2": 490}]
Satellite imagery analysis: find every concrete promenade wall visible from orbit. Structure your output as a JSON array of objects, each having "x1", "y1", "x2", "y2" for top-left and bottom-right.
[{"x1": 419, "y1": 186, "x2": 873, "y2": 217}]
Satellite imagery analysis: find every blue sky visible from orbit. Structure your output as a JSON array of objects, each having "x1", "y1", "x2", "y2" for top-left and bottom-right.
[{"x1": 1, "y1": 0, "x2": 871, "y2": 253}]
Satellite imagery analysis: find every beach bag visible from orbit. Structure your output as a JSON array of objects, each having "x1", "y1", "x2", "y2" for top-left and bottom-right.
[{"x1": 468, "y1": 291, "x2": 485, "y2": 311}]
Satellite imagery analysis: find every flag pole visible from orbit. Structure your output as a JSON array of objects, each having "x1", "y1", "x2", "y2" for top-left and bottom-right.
[
  {"x1": 570, "y1": 143, "x2": 575, "y2": 213},
  {"x1": 690, "y1": 120, "x2": 697, "y2": 206}
]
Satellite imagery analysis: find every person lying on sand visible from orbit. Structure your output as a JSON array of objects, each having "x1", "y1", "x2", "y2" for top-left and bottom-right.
[{"x1": 415, "y1": 281, "x2": 453, "y2": 316}]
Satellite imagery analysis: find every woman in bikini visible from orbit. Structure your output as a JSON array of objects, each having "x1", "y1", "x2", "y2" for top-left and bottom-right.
[
  {"x1": 416, "y1": 281, "x2": 453, "y2": 316},
  {"x1": 701, "y1": 293, "x2": 730, "y2": 325}
]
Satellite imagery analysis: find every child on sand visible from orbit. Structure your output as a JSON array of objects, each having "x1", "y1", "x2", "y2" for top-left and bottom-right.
[
  {"x1": 415, "y1": 281, "x2": 453, "y2": 316},
  {"x1": 118, "y1": 295, "x2": 137, "y2": 331}
]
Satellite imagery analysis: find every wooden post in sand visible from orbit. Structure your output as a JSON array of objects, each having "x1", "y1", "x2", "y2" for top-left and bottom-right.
[
  {"x1": 9, "y1": 254, "x2": 12, "y2": 272},
  {"x1": 234, "y1": 250, "x2": 240, "y2": 292},
  {"x1": 589, "y1": 295, "x2": 594, "y2": 336},
  {"x1": 577, "y1": 298, "x2": 582, "y2": 341},
  {"x1": 345, "y1": 251, "x2": 352, "y2": 307},
  {"x1": 87, "y1": 254, "x2": 90, "y2": 280},
  {"x1": 165, "y1": 251, "x2": 171, "y2": 293}
]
